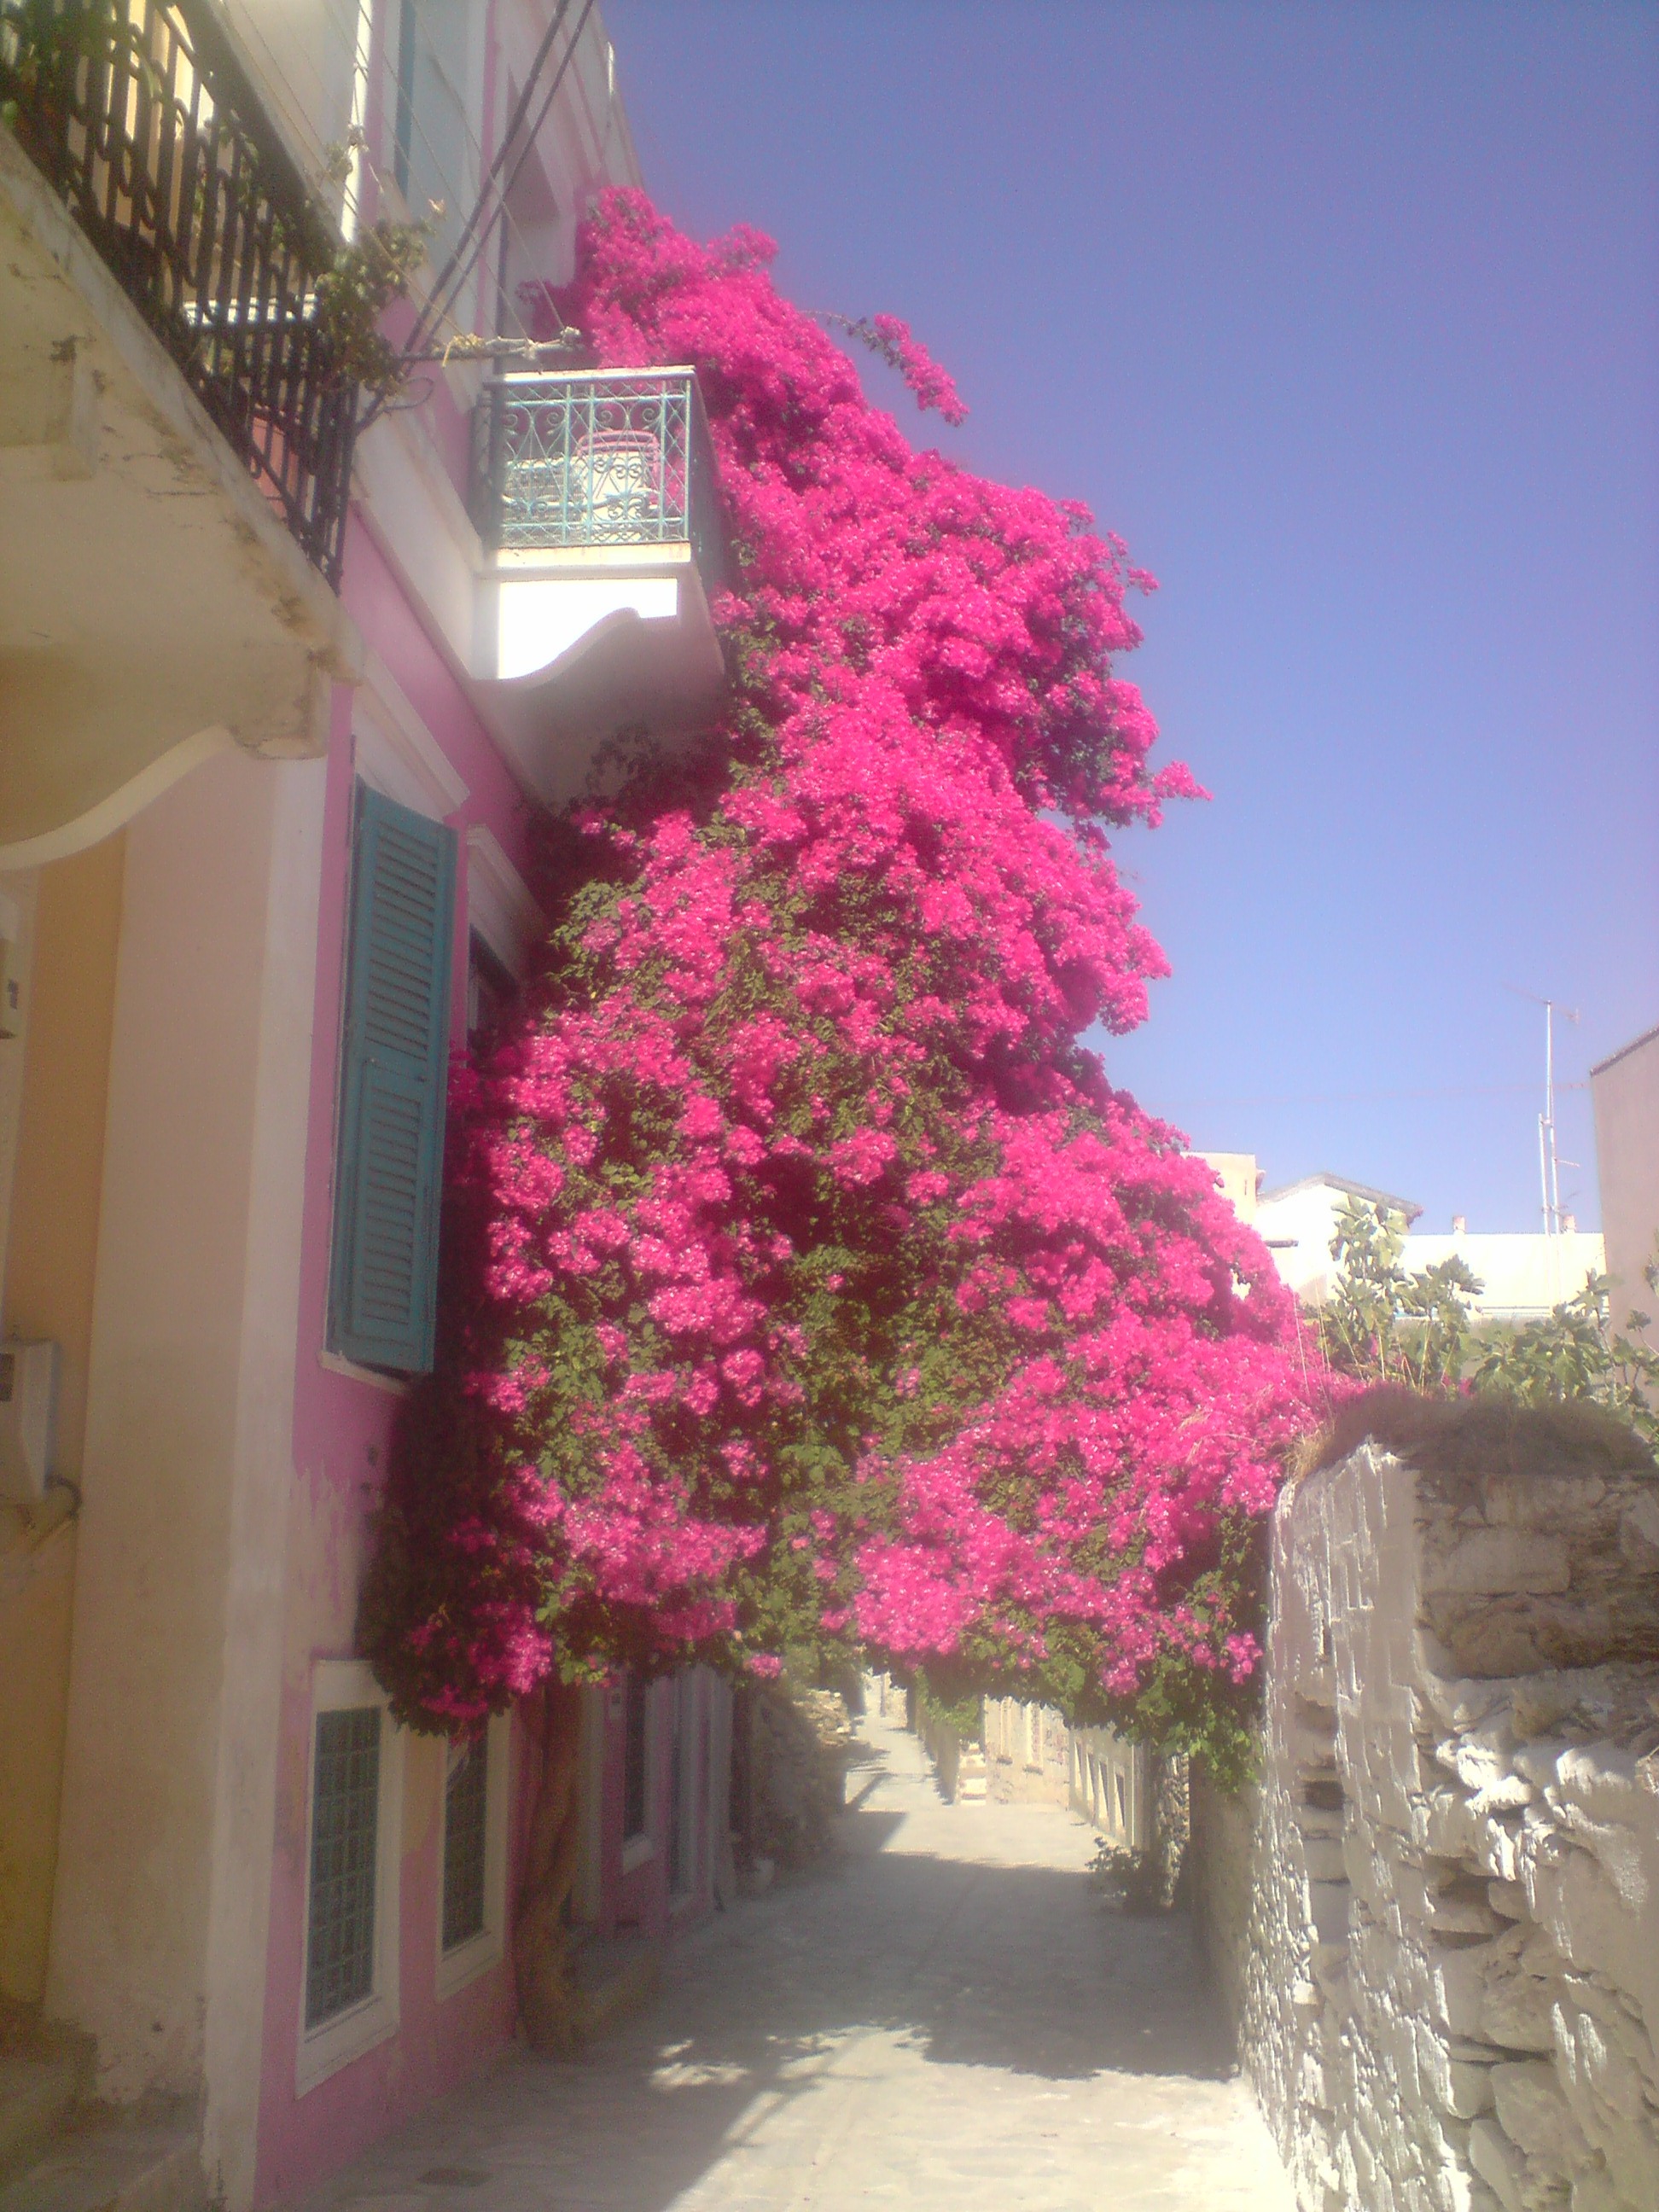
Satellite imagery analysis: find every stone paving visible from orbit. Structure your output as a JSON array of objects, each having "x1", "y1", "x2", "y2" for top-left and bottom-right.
[{"x1": 294, "y1": 1709, "x2": 1295, "y2": 2212}]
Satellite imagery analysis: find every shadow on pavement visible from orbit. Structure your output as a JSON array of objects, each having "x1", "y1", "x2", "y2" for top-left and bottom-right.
[{"x1": 308, "y1": 1737, "x2": 1238, "y2": 2211}]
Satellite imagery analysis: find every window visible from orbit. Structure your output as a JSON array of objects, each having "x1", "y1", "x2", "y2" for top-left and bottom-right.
[
  {"x1": 306, "y1": 1708, "x2": 381, "y2": 2026},
  {"x1": 491, "y1": 123, "x2": 561, "y2": 341},
  {"x1": 329, "y1": 783, "x2": 457, "y2": 1374},
  {"x1": 299, "y1": 1662, "x2": 404, "y2": 2093},
  {"x1": 467, "y1": 929, "x2": 517, "y2": 1045},
  {"x1": 392, "y1": 0, "x2": 475, "y2": 271},
  {"x1": 621, "y1": 1672, "x2": 651, "y2": 1871},
  {"x1": 442, "y1": 1741, "x2": 486, "y2": 1950},
  {"x1": 436, "y1": 1714, "x2": 509, "y2": 1998}
]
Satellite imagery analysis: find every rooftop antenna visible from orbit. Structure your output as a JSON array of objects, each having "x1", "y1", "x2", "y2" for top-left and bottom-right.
[{"x1": 1504, "y1": 986, "x2": 1580, "y2": 1294}]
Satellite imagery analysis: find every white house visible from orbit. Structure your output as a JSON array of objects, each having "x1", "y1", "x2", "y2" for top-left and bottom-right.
[
  {"x1": 1251, "y1": 1172, "x2": 1423, "y2": 1302},
  {"x1": 1201, "y1": 1161, "x2": 1604, "y2": 1317}
]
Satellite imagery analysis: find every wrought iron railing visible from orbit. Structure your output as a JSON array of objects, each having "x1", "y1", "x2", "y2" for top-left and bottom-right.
[
  {"x1": 0, "y1": 0, "x2": 358, "y2": 585},
  {"x1": 473, "y1": 369, "x2": 725, "y2": 589}
]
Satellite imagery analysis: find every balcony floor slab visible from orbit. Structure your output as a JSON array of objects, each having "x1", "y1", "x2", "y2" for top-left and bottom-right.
[{"x1": 0, "y1": 129, "x2": 361, "y2": 864}]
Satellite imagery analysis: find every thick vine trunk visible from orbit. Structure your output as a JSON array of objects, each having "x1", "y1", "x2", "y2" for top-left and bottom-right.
[
  {"x1": 1150, "y1": 1750, "x2": 1191, "y2": 1912},
  {"x1": 513, "y1": 1678, "x2": 585, "y2": 2053}
]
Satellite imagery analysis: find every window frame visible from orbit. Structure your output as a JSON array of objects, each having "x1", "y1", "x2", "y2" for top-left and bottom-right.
[
  {"x1": 434, "y1": 1712, "x2": 510, "y2": 2001},
  {"x1": 297, "y1": 1661, "x2": 405, "y2": 2095}
]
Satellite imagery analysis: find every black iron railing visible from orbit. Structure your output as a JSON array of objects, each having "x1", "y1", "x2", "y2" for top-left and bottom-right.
[
  {"x1": 1, "y1": 0, "x2": 358, "y2": 584},
  {"x1": 473, "y1": 369, "x2": 726, "y2": 593}
]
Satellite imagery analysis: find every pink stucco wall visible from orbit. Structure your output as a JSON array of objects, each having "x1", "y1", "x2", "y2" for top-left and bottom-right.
[
  {"x1": 251, "y1": 515, "x2": 538, "y2": 2207},
  {"x1": 250, "y1": 499, "x2": 729, "y2": 2200}
]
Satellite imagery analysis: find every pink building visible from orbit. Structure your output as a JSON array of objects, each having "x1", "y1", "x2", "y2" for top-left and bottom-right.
[{"x1": 0, "y1": 6, "x2": 730, "y2": 2205}]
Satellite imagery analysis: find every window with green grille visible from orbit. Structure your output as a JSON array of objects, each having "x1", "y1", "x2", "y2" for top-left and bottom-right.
[
  {"x1": 442, "y1": 1741, "x2": 488, "y2": 1953},
  {"x1": 306, "y1": 1708, "x2": 381, "y2": 2028}
]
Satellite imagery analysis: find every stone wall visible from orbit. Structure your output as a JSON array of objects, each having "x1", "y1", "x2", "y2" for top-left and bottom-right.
[
  {"x1": 731, "y1": 1680, "x2": 855, "y2": 1873},
  {"x1": 1190, "y1": 1398, "x2": 1659, "y2": 2212}
]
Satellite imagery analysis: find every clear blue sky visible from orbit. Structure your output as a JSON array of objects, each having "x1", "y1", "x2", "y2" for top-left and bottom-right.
[{"x1": 604, "y1": 0, "x2": 1659, "y2": 1232}]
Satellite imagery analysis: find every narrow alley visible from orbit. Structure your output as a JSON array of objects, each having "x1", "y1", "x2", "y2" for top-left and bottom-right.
[{"x1": 295, "y1": 1708, "x2": 1294, "y2": 2212}]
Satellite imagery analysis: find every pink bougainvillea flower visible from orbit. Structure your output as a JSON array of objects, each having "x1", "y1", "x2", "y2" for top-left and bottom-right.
[{"x1": 360, "y1": 191, "x2": 1314, "y2": 1743}]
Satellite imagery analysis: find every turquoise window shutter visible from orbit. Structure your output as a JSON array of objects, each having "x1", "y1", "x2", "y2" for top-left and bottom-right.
[{"x1": 329, "y1": 783, "x2": 457, "y2": 1372}]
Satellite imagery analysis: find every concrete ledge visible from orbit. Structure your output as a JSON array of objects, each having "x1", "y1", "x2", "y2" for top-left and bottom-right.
[{"x1": 0, "y1": 2105, "x2": 203, "y2": 2212}]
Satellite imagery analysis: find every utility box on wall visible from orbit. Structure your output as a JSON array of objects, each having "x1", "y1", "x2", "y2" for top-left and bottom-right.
[{"x1": 0, "y1": 1340, "x2": 61, "y2": 1503}]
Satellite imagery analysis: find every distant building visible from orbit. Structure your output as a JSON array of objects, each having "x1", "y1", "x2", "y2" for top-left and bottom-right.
[
  {"x1": 1592, "y1": 1023, "x2": 1659, "y2": 1335},
  {"x1": 1198, "y1": 1160, "x2": 1604, "y2": 1318},
  {"x1": 1400, "y1": 1227, "x2": 1605, "y2": 1320},
  {"x1": 1197, "y1": 1150, "x2": 1261, "y2": 1224}
]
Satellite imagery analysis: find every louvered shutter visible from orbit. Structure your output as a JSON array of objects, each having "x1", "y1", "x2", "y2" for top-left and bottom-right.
[{"x1": 328, "y1": 783, "x2": 457, "y2": 1372}]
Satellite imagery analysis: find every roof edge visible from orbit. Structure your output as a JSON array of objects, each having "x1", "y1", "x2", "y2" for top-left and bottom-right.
[
  {"x1": 1257, "y1": 1172, "x2": 1423, "y2": 1224},
  {"x1": 1590, "y1": 1022, "x2": 1659, "y2": 1080}
]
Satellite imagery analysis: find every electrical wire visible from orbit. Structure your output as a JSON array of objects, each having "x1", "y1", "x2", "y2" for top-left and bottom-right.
[{"x1": 1135, "y1": 1081, "x2": 1589, "y2": 1113}]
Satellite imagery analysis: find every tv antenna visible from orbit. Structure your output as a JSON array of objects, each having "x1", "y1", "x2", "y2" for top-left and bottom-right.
[{"x1": 1503, "y1": 987, "x2": 1580, "y2": 1282}]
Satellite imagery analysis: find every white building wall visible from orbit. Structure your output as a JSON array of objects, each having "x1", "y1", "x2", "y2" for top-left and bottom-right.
[
  {"x1": 1247, "y1": 1173, "x2": 1604, "y2": 1319},
  {"x1": 981, "y1": 1696, "x2": 1148, "y2": 1848},
  {"x1": 1253, "y1": 1180, "x2": 1379, "y2": 1301},
  {"x1": 1400, "y1": 1229, "x2": 1605, "y2": 1319}
]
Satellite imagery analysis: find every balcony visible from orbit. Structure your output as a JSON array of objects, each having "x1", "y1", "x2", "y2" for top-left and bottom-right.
[
  {"x1": 0, "y1": 0, "x2": 360, "y2": 863},
  {"x1": 469, "y1": 370, "x2": 727, "y2": 805}
]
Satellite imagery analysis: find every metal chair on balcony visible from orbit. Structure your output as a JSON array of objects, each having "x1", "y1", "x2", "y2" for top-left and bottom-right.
[
  {"x1": 574, "y1": 427, "x2": 666, "y2": 538},
  {"x1": 508, "y1": 428, "x2": 664, "y2": 545}
]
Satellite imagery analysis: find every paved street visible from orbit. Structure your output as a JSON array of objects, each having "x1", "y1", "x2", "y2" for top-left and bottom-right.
[{"x1": 296, "y1": 1710, "x2": 1294, "y2": 2212}]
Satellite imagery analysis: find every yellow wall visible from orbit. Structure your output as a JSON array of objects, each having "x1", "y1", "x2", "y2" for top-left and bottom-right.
[
  {"x1": 1199, "y1": 1150, "x2": 1261, "y2": 1224},
  {"x1": 0, "y1": 834, "x2": 123, "y2": 2005}
]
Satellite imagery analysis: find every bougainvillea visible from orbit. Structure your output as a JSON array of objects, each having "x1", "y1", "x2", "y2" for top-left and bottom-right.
[{"x1": 361, "y1": 191, "x2": 1313, "y2": 1755}]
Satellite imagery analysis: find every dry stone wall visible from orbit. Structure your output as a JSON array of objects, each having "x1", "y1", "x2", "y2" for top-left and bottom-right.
[
  {"x1": 1191, "y1": 1406, "x2": 1659, "y2": 2212},
  {"x1": 731, "y1": 1681, "x2": 856, "y2": 1871}
]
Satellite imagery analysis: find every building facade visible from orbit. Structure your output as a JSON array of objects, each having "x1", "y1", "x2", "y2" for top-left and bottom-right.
[
  {"x1": 980, "y1": 1698, "x2": 1148, "y2": 1849},
  {"x1": 0, "y1": 6, "x2": 731, "y2": 2205},
  {"x1": 1592, "y1": 1023, "x2": 1659, "y2": 1337}
]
